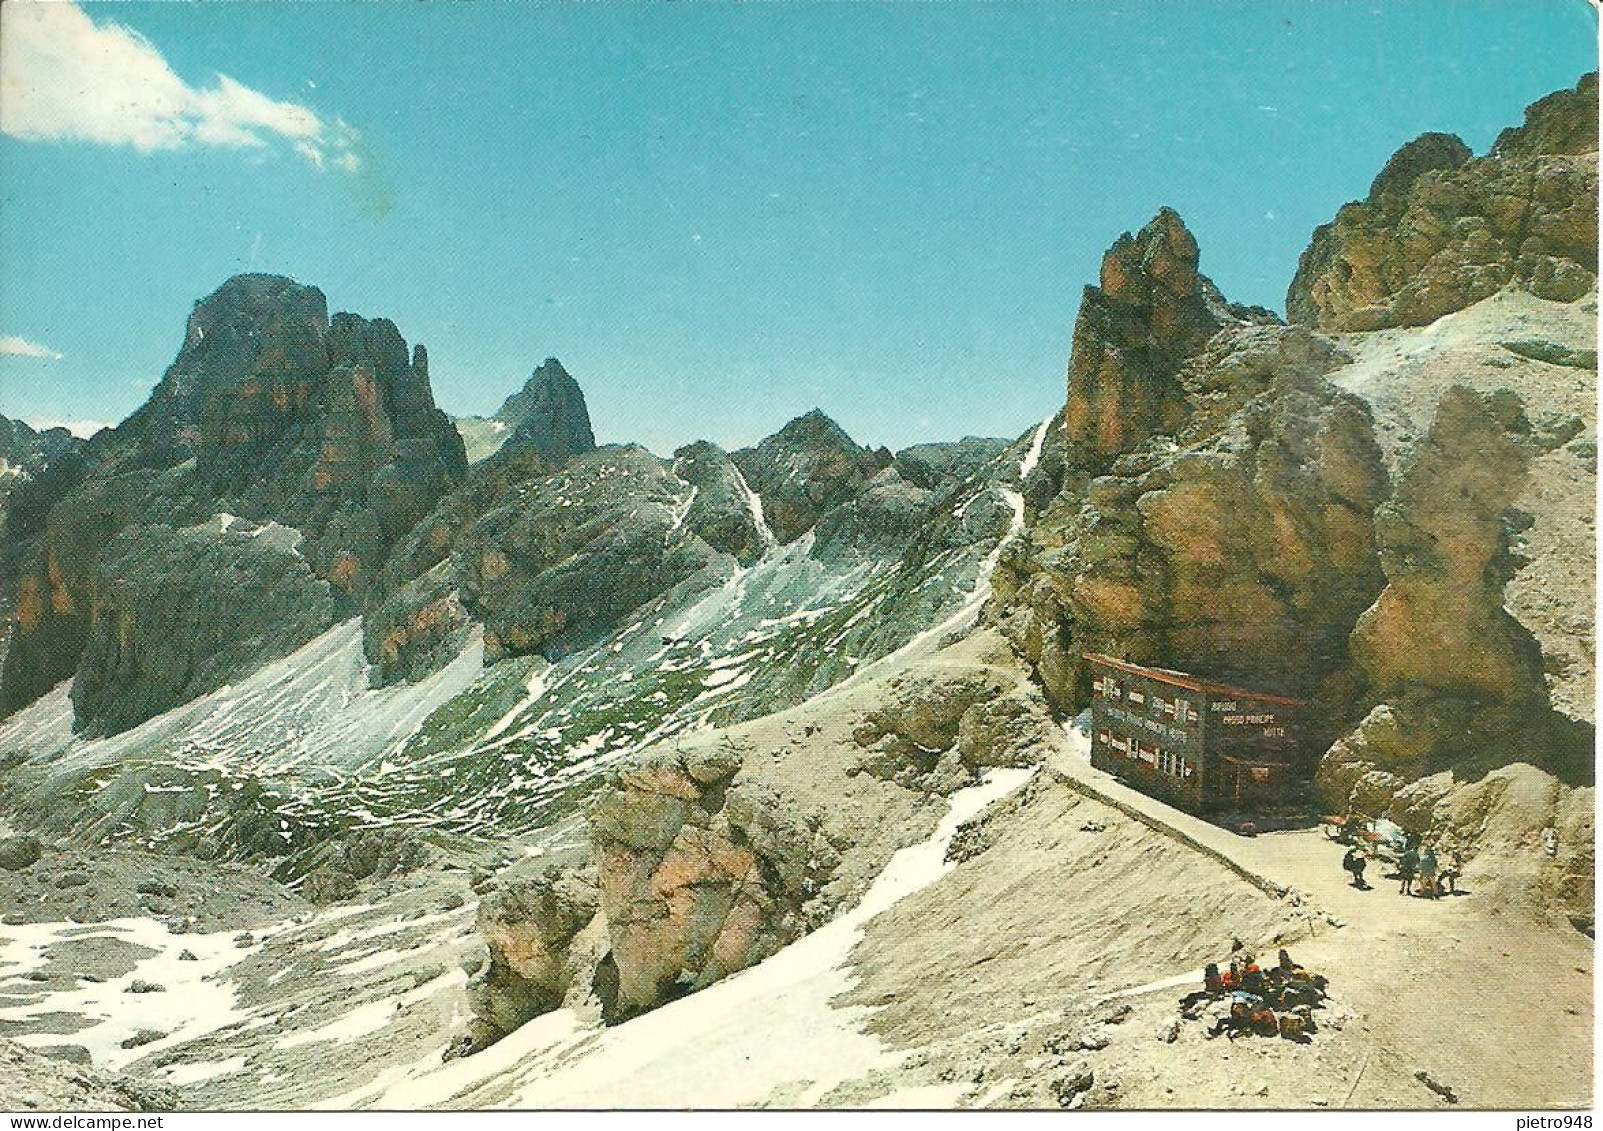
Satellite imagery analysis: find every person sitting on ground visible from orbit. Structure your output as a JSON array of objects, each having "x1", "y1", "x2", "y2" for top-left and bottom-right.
[
  {"x1": 1398, "y1": 844, "x2": 1419, "y2": 896},
  {"x1": 1419, "y1": 845, "x2": 1439, "y2": 899},
  {"x1": 1441, "y1": 849, "x2": 1464, "y2": 894},
  {"x1": 1342, "y1": 846, "x2": 1369, "y2": 889},
  {"x1": 1205, "y1": 962, "x2": 1224, "y2": 995},
  {"x1": 1240, "y1": 958, "x2": 1266, "y2": 996}
]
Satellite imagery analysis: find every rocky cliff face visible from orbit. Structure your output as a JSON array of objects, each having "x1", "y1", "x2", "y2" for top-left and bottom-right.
[
  {"x1": 493, "y1": 358, "x2": 598, "y2": 466},
  {"x1": 1286, "y1": 73, "x2": 1598, "y2": 331},
  {"x1": 1000, "y1": 324, "x2": 1390, "y2": 721},
  {"x1": 730, "y1": 410, "x2": 889, "y2": 545},
  {"x1": 670, "y1": 440, "x2": 773, "y2": 566},
  {"x1": 999, "y1": 207, "x2": 1391, "y2": 723},
  {"x1": 1318, "y1": 386, "x2": 1591, "y2": 808},
  {"x1": 69, "y1": 518, "x2": 339, "y2": 736},
  {"x1": 403, "y1": 445, "x2": 727, "y2": 665},
  {"x1": 1061, "y1": 208, "x2": 1265, "y2": 472},
  {"x1": 0, "y1": 418, "x2": 86, "y2": 669},
  {"x1": 0, "y1": 274, "x2": 466, "y2": 721}
]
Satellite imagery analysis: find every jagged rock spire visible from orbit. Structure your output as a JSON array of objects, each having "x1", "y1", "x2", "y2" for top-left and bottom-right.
[
  {"x1": 1061, "y1": 208, "x2": 1241, "y2": 470},
  {"x1": 495, "y1": 358, "x2": 597, "y2": 466}
]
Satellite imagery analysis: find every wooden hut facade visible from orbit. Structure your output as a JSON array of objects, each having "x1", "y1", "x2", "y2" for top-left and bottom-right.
[{"x1": 1084, "y1": 654, "x2": 1307, "y2": 815}]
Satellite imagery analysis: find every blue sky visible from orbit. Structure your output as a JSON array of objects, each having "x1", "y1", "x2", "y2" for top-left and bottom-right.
[{"x1": 0, "y1": 1, "x2": 1596, "y2": 453}]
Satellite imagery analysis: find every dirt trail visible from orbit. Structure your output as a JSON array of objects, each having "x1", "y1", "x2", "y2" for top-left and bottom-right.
[{"x1": 1037, "y1": 728, "x2": 1591, "y2": 1109}]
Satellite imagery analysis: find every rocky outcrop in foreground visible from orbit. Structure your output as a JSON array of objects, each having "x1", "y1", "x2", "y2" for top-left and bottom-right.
[
  {"x1": 1286, "y1": 72, "x2": 1598, "y2": 331},
  {"x1": 463, "y1": 864, "x2": 601, "y2": 1048},
  {"x1": 0, "y1": 1039, "x2": 176, "y2": 1113},
  {"x1": 589, "y1": 750, "x2": 833, "y2": 1020}
]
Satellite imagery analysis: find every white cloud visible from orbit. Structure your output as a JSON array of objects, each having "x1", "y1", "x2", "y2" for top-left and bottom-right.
[
  {"x1": 0, "y1": 1, "x2": 362, "y2": 172},
  {"x1": 0, "y1": 336, "x2": 62, "y2": 361}
]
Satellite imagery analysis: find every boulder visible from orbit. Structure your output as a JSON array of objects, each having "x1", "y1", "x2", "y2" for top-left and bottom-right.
[
  {"x1": 588, "y1": 753, "x2": 832, "y2": 1020},
  {"x1": 463, "y1": 864, "x2": 600, "y2": 1049},
  {"x1": 0, "y1": 836, "x2": 42, "y2": 871},
  {"x1": 1049, "y1": 1062, "x2": 1095, "y2": 1107}
]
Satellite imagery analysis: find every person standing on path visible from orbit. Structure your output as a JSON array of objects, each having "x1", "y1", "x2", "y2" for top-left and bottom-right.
[
  {"x1": 1441, "y1": 849, "x2": 1464, "y2": 894},
  {"x1": 1419, "y1": 845, "x2": 1439, "y2": 899},
  {"x1": 1399, "y1": 844, "x2": 1419, "y2": 896}
]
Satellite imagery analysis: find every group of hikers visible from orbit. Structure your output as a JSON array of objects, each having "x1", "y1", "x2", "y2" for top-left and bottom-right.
[
  {"x1": 1182, "y1": 946, "x2": 1328, "y2": 1042},
  {"x1": 1341, "y1": 839, "x2": 1464, "y2": 897}
]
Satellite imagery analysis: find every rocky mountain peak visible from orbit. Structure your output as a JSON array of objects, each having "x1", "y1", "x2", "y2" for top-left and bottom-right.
[
  {"x1": 0, "y1": 273, "x2": 469, "y2": 722},
  {"x1": 1097, "y1": 206, "x2": 1203, "y2": 304},
  {"x1": 1491, "y1": 70, "x2": 1599, "y2": 159},
  {"x1": 1061, "y1": 208, "x2": 1245, "y2": 471},
  {"x1": 771, "y1": 407, "x2": 856, "y2": 448},
  {"x1": 1365, "y1": 132, "x2": 1471, "y2": 208},
  {"x1": 0, "y1": 416, "x2": 81, "y2": 476},
  {"x1": 730, "y1": 409, "x2": 888, "y2": 545},
  {"x1": 494, "y1": 358, "x2": 597, "y2": 466},
  {"x1": 1287, "y1": 75, "x2": 1598, "y2": 331},
  {"x1": 136, "y1": 274, "x2": 330, "y2": 464}
]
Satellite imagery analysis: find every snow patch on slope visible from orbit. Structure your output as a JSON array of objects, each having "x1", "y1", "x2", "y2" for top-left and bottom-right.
[{"x1": 355, "y1": 767, "x2": 1036, "y2": 1109}]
